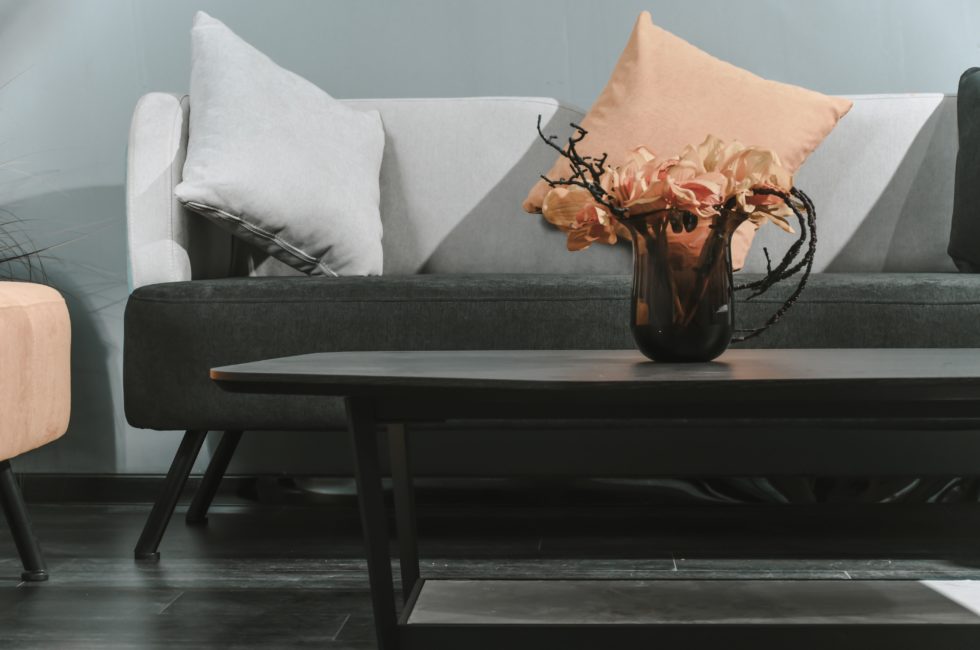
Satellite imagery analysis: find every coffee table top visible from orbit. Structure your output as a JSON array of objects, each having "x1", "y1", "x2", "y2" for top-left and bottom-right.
[{"x1": 211, "y1": 348, "x2": 980, "y2": 396}]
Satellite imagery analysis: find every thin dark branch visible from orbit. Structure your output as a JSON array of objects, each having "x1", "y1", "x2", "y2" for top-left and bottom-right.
[
  {"x1": 536, "y1": 115, "x2": 626, "y2": 219},
  {"x1": 732, "y1": 187, "x2": 817, "y2": 342}
]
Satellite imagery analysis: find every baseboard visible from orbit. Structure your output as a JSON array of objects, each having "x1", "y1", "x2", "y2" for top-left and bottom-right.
[
  {"x1": 14, "y1": 474, "x2": 980, "y2": 511},
  {"x1": 14, "y1": 474, "x2": 281, "y2": 504},
  {"x1": 12, "y1": 474, "x2": 628, "y2": 505},
  {"x1": 12, "y1": 474, "x2": 558, "y2": 506},
  {"x1": 12, "y1": 474, "x2": 735, "y2": 506},
  {"x1": 4, "y1": 474, "x2": 751, "y2": 506}
]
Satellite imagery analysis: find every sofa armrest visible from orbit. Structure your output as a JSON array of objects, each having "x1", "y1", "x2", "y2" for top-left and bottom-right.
[{"x1": 125, "y1": 92, "x2": 231, "y2": 289}]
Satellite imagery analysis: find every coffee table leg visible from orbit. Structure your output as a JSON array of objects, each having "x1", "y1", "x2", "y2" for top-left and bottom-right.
[
  {"x1": 389, "y1": 423, "x2": 420, "y2": 602},
  {"x1": 346, "y1": 397, "x2": 399, "y2": 650}
]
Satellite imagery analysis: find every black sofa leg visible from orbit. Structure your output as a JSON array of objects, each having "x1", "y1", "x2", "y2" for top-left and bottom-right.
[
  {"x1": 186, "y1": 430, "x2": 243, "y2": 526},
  {"x1": 0, "y1": 460, "x2": 48, "y2": 582},
  {"x1": 134, "y1": 430, "x2": 207, "y2": 561}
]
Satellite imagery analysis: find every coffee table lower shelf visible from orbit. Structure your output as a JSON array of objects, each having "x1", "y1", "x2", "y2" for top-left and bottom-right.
[{"x1": 397, "y1": 578, "x2": 980, "y2": 649}]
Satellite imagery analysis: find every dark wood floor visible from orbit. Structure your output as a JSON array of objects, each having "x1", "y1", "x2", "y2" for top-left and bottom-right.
[{"x1": 4, "y1": 480, "x2": 980, "y2": 648}]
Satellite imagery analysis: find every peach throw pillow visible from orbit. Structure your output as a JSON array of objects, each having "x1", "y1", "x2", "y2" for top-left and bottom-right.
[{"x1": 524, "y1": 11, "x2": 852, "y2": 269}]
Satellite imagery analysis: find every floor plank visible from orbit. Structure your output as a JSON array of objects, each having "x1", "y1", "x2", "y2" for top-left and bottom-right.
[{"x1": 2, "y1": 497, "x2": 980, "y2": 647}]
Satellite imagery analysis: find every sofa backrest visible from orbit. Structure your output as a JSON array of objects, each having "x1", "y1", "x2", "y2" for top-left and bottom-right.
[
  {"x1": 753, "y1": 93, "x2": 956, "y2": 274},
  {"x1": 344, "y1": 97, "x2": 633, "y2": 276},
  {"x1": 126, "y1": 93, "x2": 957, "y2": 288}
]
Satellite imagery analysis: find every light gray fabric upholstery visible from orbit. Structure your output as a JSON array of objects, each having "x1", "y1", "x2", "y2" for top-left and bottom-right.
[
  {"x1": 126, "y1": 92, "x2": 231, "y2": 288},
  {"x1": 750, "y1": 94, "x2": 957, "y2": 274},
  {"x1": 126, "y1": 94, "x2": 612, "y2": 287},
  {"x1": 176, "y1": 12, "x2": 386, "y2": 277},
  {"x1": 346, "y1": 97, "x2": 636, "y2": 275},
  {"x1": 127, "y1": 93, "x2": 959, "y2": 287}
]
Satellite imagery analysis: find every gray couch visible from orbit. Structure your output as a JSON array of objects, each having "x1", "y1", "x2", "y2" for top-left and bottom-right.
[{"x1": 123, "y1": 92, "x2": 975, "y2": 553}]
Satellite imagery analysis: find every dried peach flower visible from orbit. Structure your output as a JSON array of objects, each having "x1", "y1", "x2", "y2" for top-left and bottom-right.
[
  {"x1": 541, "y1": 187, "x2": 618, "y2": 251},
  {"x1": 540, "y1": 135, "x2": 795, "y2": 251}
]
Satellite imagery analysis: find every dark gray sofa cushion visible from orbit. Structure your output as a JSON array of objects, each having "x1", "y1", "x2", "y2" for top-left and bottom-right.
[
  {"x1": 124, "y1": 272, "x2": 980, "y2": 431},
  {"x1": 737, "y1": 272, "x2": 980, "y2": 347},
  {"x1": 949, "y1": 67, "x2": 980, "y2": 272},
  {"x1": 124, "y1": 274, "x2": 633, "y2": 431}
]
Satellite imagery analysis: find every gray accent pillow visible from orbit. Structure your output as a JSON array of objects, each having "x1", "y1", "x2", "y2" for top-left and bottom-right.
[
  {"x1": 949, "y1": 67, "x2": 980, "y2": 272},
  {"x1": 175, "y1": 12, "x2": 385, "y2": 276}
]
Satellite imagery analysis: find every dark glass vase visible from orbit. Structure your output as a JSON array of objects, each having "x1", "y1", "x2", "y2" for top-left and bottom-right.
[{"x1": 622, "y1": 208, "x2": 748, "y2": 362}]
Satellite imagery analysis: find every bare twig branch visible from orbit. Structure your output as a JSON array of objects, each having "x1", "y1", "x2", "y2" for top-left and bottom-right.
[
  {"x1": 732, "y1": 187, "x2": 817, "y2": 342},
  {"x1": 536, "y1": 115, "x2": 626, "y2": 219}
]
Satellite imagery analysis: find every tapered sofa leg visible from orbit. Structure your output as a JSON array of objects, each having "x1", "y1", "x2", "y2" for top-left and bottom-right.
[
  {"x1": 186, "y1": 430, "x2": 243, "y2": 526},
  {"x1": 134, "y1": 430, "x2": 207, "y2": 561},
  {"x1": 0, "y1": 460, "x2": 48, "y2": 582}
]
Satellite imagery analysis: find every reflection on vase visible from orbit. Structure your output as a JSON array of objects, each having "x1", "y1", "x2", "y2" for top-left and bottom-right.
[{"x1": 623, "y1": 208, "x2": 747, "y2": 362}]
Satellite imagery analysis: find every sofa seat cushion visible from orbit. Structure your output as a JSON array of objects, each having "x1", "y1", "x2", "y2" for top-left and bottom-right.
[
  {"x1": 737, "y1": 272, "x2": 980, "y2": 348},
  {"x1": 0, "y1": 282, "x2": 71, "y2": 461},
  {"x1": 124, "y1": 272, "x2": 980, "y2": 431},
  {"x1": 124, "y1": 274, "x2": 634, "y2": 431}
]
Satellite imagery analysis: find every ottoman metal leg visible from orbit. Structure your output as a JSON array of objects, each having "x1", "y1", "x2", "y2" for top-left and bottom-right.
[
  {"x1": 134, "y1": 430, "x2": 207, "y2": 561},
  {"x1": 0, "y1": 460, "x2": 48, "y2": 582},
  {"x1": 186, "y1": 430, "x2": 243, "y2": 526}
]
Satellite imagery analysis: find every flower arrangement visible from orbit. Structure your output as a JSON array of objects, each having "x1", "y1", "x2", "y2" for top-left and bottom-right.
[
  {"x1": 539, "y1": 130, "x2": 796, "y2": 252},
  {"x1": 533, "y1": 118, "x2": 817, "y2": 347}
]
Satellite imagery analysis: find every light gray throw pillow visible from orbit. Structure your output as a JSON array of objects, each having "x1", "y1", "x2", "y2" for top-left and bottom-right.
[{"x1": 175, "y1": 12, "x2": 385, "y2": 276}]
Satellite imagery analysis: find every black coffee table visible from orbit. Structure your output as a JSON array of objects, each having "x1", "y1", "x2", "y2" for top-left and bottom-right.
[{"x1": 212, "y1": 349, "x2": 980, "y2": 650}]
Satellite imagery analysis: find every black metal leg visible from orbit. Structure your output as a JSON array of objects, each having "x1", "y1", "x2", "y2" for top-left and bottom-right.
[
  {"x1": 0, "y1": 460, "x2": 48, "y2": 582},
  {"x1": 134, "y1": 430, "x2": 207, "y2": 561},
  {"x1": 346, "y1": 397, "x2": 399, "y2": 650},
  {"x1": 389, "y1": 423, "x2": 420, "y2": 602},
  {"x1": 186, "y1": 430, "x2": 243, "y2": 526}
]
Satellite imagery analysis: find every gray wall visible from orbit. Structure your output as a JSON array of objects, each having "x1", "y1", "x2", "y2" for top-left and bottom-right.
[{"x1": 1, "y1": 0, "x2": 976, "y2": 473}]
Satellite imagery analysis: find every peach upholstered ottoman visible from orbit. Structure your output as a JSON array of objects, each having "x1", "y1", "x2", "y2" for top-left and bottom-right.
[{"x1": 0, "y1": 281, "x2": 70, "y2": 581}]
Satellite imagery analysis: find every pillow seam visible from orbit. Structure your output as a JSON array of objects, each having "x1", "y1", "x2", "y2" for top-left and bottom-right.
[{"x1": 182, "y1": 200, "x2": 339, "y2": 277}]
